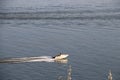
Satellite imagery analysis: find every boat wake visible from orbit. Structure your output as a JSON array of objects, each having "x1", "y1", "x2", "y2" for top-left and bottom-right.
[
  {"x1": 0, "y1": 56, "x2": 54, "y2": 63},
  {"x1": 0, "y1": 56, "x2": 68, "y2": 64}
]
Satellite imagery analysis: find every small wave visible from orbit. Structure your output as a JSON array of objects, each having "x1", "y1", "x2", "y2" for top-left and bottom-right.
[
  {"x1": 0, "y1": 12, "x2": 120, "y2": 20},
  {"x1": 0, "y1": 56, "x2": 54, "y2": 63}
]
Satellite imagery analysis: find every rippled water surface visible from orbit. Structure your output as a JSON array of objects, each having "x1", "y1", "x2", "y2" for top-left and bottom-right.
[{"x1": 0, "y1": 0, "x2": 120, "y2": 80}]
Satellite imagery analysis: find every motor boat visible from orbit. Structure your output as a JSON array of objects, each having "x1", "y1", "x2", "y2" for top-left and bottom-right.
[{"x1": 52, "y1": 53, "x2": 69, "y2": 60}]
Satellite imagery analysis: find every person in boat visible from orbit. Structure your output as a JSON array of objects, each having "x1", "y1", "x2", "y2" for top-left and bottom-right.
[{"x1": 52, "y1": 53, "x2": 62, "y2": 58}]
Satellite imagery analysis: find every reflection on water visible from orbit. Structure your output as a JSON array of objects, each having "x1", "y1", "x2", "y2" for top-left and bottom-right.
[
  {"x1": 57, "y1": 65, "x2": 72, "y2": 80},
  {"x1": 67, "y1": 65, "x2": 72, "y2": 80},
  {"x1": 55, "y1": 59, "x2": 68, "y2": 64},
  {"x1": 57, "y1": 66, "x2": 114, "y2": 80},
  {"x1": 108, "y1": 70, "x2": 112, "y2": 80}
]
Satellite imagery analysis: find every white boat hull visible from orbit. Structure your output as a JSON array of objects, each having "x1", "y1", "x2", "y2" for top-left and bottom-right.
[{"x1": 54, "y1": 54, "x2": 69, "y2": 60}]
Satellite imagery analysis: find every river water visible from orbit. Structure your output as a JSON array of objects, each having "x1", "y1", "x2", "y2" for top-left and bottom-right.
[{"x1": 0, "y1": 0, "x2": 120, "y2": 80}]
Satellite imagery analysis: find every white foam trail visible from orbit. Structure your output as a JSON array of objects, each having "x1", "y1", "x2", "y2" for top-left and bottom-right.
[
  {"x1": 0, "y1": 56, "x2": 55, "y2": 63},
  {"x1": 26, "y1": 58, "x2": 54, "y2": 62}
]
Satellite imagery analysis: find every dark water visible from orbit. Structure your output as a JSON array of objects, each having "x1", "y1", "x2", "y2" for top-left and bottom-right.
[{"x1": 0, "y1": 0, "x2": 120, "y2": 80}]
